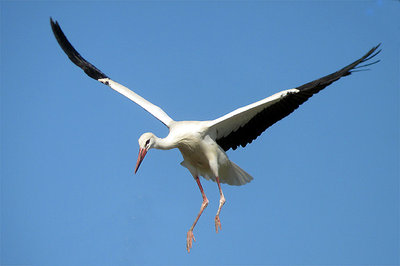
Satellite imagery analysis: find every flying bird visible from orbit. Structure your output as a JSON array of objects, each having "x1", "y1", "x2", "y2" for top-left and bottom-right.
[{"x1": 50, "y1": 18, "x2": 380, "y2": 253}]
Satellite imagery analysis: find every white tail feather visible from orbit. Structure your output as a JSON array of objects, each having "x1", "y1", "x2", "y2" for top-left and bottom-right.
[
  {"x1": 180, "y1": 160, "x2": 253, "y2": 186},
  {"x1": 219, "y1": 161, "x2": 253, "y2": 186}
]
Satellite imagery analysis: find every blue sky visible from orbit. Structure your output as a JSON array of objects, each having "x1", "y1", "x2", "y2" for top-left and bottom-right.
[{"x1": 1, "y1": 1, "x2": 399, "y2": 265}]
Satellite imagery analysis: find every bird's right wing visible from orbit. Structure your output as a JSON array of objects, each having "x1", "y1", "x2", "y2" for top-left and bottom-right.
[
  {"x1": 50, "y1": 18, "x2": 174, "y2": 128},
  {"x1": 207, "y1": 44, "x2": 381, "y2": 151}
]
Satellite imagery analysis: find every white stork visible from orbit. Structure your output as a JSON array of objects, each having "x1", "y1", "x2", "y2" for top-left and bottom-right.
[{"x1": 50, "y1": 18, "x2": 380, "y2": 252}]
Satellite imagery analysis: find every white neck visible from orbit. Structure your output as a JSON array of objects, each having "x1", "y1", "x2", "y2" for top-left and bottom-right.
[{"x1": 153, "y1": 136, "x2": 176, "y2": 150}]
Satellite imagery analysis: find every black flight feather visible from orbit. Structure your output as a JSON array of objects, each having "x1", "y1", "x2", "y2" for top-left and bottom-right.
[
  {"x1": 50, "y1": 18, "x2": 109, "y2": 81},
  {"x1": 216, "y1": 44, "x2": 381, "y2": 151}
]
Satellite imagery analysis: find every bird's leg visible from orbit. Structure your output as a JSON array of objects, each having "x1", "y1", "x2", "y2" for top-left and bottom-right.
[
  {"x1": 186, "y1": 176, "x2": 209, "y2": 253},
  {"x1": 215, "y1": 176, "x2": 226, "y2": 233}
]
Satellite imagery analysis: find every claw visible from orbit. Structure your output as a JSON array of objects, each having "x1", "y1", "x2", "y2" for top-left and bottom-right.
[{"x1": 186, "y1": 230, "x2": 195, "y2": 253}]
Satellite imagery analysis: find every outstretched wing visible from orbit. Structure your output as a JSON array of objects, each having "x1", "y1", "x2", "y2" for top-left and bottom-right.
[
  {"x1": 208, "y1": 44, "x2": 381, "y2": 151},
  {"x1": 50, "y1": 18, "x2": 174, "y2": 128}
]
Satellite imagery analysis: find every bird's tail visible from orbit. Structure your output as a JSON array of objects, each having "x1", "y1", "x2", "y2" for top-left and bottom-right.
[{"x1": 219, "y1": 161, "x2": 253, "y2": 186}]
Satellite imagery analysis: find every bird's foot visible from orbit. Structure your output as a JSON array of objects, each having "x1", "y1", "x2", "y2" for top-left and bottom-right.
[
  {"x1": 215, "y1": 215, "x2": 222, "y2": 233},
  {"x1": 186, "y1": 229, "x2": 195, "y2": 253}
]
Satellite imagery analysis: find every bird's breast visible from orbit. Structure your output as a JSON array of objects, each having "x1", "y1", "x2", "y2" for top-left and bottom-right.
[
  {"x1": 169, "y1": 121, "x2": 228, "y2": 175},
  {"x1": 177, "y1": 134, "x2": 229, "y2": 176}
]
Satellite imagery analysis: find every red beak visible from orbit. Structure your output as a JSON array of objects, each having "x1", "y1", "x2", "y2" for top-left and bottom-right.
[{"x1": 135, "y1": 148, "x2": 147, "y2": 174}]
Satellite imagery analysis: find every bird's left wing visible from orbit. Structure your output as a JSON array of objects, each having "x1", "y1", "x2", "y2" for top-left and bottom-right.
[
  {"x1": 50, "y1": 18, "x2": 174, "y2": 128},
  {"x1": 208, "y1": 44, "x2": 381, "y2": 151}
]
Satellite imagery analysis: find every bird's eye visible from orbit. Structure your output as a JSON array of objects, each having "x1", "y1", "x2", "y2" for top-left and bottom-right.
[{"x1": 145, "y1": 139, "x2": 150, "y2": 146}]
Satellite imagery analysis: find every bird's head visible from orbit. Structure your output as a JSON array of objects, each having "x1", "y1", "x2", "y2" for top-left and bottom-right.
[{"x1": 135, "y1": 132, "x2": 156, "y2": 174}]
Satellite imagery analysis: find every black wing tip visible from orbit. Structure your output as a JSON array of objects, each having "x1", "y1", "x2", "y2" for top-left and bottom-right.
[
  {"x1": 50, "y1": 17, "x2": 56, "y2": 27},
  {"x1": 50, "y1": 17, "x2": 109, "y2": 81},
  {"x1": 49, "y1": 17, "x2": 62, "y2": 34},
  {"x1": 297, "y1": 43, "x2": 382, "y2": 91},
  {"x1": 363, "y1": 43, "x2": 382, "y2": 64},
  {"x1": 349, "y1": 43, "x2": 382, "y2": 74}
]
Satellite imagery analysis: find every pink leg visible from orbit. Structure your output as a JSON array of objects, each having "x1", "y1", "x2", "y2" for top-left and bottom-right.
[
  {"x1": 186, "y1": 176, "x2": 209, "y2": 253},
  {"x1": 215, "y1": 176, "x2": 226, "y2": 233}
]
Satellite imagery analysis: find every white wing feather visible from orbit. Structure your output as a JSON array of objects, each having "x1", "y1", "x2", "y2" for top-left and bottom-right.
[
  {"x1": 50, "y1": 18, "x2": 174, "y2": 128},
  {"x1": 207, "y1": 89, "x2": 299, "y2": 140},
  {"x1": 99, "y1": 78, "x2": 174, "y2": 127}
]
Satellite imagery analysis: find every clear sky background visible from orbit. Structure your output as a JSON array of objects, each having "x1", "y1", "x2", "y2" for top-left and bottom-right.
[{"x1": 1, "y1": 1, "x2": 399, "y2": 265}]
